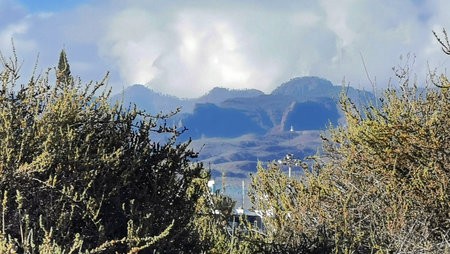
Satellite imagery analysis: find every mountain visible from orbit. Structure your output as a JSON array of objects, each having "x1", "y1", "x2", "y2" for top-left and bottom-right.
[
  {"x1": 111, "y1": 85, "x2": 267, "y2": 115},
  {"x1": 110, "y1": 76, "x2": 376, "y2": 205},
  {"x1": 272, "y1": 76, "x2": 336, "y2": 100},
  {"x1": 281, "y1": 98, "x2": 340, "y2": 131},
  {"x1": 110, "y1": 84, "x2": 195, "y2": 114},
  {"x1": 197, "y1": 87, "x2": 264, "y2": 104},
  {"x1": 183, "y1": 103, "x2": 266, "y2": 139},
  {"x1": 111, "y1": 77, "x2": 374, "y2": 187},
  {"x1": 272, "y1": 76, "x2": 374, "y2": 104},
  {"x1": 219, "y1": 94, "x2": 291, "y2": 130}
]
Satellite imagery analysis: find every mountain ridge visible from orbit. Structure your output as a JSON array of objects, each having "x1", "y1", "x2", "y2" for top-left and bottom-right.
[
  {"x1": 110, "y1": 76, "x2": 374, "y2": 188},
  {"x1": 112, "y1": 76, "x2": 374, "y2": 138}
]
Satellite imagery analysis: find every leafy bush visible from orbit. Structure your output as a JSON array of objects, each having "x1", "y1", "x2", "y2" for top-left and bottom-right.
[{"x1": 0, "y1": 50, "x2": 208, "y2": 253}]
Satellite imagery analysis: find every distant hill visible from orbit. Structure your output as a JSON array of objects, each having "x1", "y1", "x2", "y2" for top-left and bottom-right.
[
  {"x1": 183, "y1": 103, "x2": 266, "y2": 139},
  {"x1": 110, "y1": 84, "x2": 195, "y2": 114},
  {"x1": 272, "y1": 76, "x2": 337, "y2": 101},
  {"x1": 111, "y1": 76, "x2": 374, "y2": 185},
  {"x1": 281, "y1": 98, "x2": 340, "y2": 131},
  {"x1": 110, "y1": 76, "x2": 374, "y2": 143},
  {"x1": 112, "y1": 85, "x2": 266, "y2": 115},
  {"x1": 272, "y1": 76, "x2": 374, "y2": 104},
  {"x1": 197, "y1": 87, "x2": 264, "y2": 104},
  {"x1": 220, "y1": 94, "x2": 292, "y2": 130}
]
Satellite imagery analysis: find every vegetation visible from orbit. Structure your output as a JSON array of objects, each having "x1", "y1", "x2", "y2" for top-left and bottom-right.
[
  {"x1": 2, "y1": 29, "x2": 450, "y2": 253},
  {"x1": 248, "y1": 30, "x2": 450, "y2": 253},
  {"x1": 0, "y1": 49, "x2": 209, "y2": 253}
]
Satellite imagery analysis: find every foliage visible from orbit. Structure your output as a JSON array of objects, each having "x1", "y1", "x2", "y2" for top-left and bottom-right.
[
  {"x1": 3, "y1": 30, "x2": 450, "y2": 253},
  {"x1": 0, "y1": 49, "x2": 208, "y2": 253},
  {"x1": 250, "y1": 33, "x2": 450, "y2": 253},
  {"x1": 317, "y1": 73, "x2": 450, "y2": 252},
  {"x1": 249, "y1": 162, "x2": 334, "y2": 253},
  {"x1": 193, "y1": 182, "x2": 277, "y2": 254}
]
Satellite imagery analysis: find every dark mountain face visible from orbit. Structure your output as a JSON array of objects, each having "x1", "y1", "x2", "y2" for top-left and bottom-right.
[
  {"x1": 215, "y1": 77, "x2": 349, "y2": 132},
  {"x1": 282, "y1": 99, "x2": 340, "y2": 131},
  {"x1": 220, "y1": 94, "x2": 293, "y2": 128},
  {"x1": 183, "y1": 103, "x2": 266, "y2": 139}
]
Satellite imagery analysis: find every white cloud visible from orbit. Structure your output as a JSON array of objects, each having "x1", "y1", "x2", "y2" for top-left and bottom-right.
[
  {"x1": 1, "y1": 0, "x2": 450, "y2": 97},
  {"x1": 0, "y1": 1, "x2": 35, "y2": 53}
]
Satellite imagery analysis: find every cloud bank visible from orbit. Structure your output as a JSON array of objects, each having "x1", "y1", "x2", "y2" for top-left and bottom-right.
[{"x1": 1, "y1": 0, "x2": 450, "y2": 98}]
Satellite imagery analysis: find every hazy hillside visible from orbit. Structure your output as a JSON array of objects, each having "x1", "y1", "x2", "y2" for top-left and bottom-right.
[
  {"x1": 110, "y1": 84, "x2": 195, "y2": 114},
  {"x1": 112, "y1": 85, "x2": 267, "y2": 115}
]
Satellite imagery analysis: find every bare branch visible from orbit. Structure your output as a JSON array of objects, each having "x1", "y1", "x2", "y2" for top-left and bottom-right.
[{"x1": 433, "y1": 29, "x2": 450, "y2": 55}]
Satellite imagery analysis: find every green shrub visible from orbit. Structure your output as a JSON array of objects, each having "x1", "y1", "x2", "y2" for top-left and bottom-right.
[{"x1": 0, "y1": 49, "x2": 208, "y2": 253}]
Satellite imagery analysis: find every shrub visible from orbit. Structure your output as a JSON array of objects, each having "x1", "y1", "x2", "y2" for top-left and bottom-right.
[
  {"x1": 250, "y1": 31, "x2": 450, "y2": 253},
  {"x1": 0, "y1": 49, "x2": 208, "y2": 253}
]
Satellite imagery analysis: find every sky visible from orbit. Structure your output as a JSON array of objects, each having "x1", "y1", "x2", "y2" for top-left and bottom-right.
[{"x1": 1, "y1": 0, "x2": 450, "y2": 98}]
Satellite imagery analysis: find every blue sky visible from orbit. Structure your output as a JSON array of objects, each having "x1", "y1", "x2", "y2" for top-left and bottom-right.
[
  {"x1": 17, "y1": 0, "x2": 91, "y2": 12},
  {"x1": 1, "y1": 0, "x2": 450, "y2": 98}
]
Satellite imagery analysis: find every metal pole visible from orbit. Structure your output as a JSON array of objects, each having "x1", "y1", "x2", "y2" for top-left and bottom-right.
[{"x1": 242, "y1": 180, "x2": 245, "y2": 209}]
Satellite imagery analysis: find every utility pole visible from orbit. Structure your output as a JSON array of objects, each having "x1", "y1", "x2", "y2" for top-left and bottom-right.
[
  {"x1": 236, "y1": 180, "x2": 245, "y2": 215},
  {"x1": 242, "y1": 180, "x2": 245, "y2": 209}
]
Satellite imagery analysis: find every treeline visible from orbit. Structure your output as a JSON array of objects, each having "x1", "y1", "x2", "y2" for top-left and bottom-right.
[{"x1": 1, "y1": 30, "x2": 450, "y2": 253}]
